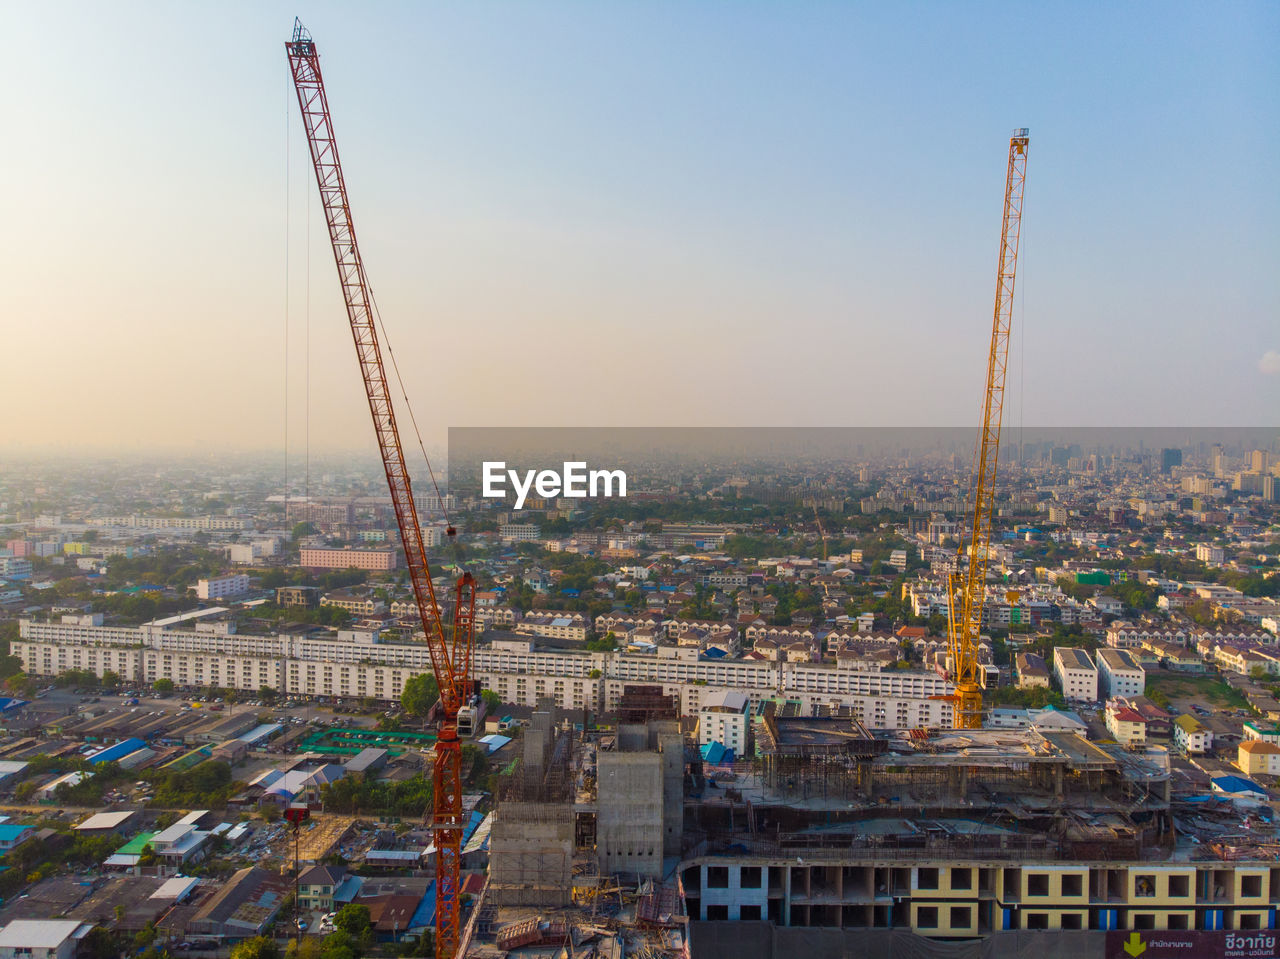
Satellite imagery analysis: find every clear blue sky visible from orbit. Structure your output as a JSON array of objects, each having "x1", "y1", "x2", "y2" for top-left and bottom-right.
[{"x1": 3, "y1": 1, "x2": 1276, "y2": 453}]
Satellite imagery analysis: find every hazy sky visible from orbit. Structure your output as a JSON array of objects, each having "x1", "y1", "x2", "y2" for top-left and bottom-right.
[{"x1": 3, "y1": 1, "x2": 1277, "y2": 456}]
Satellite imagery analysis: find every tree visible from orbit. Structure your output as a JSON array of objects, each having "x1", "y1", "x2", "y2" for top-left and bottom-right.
[
  {"x1": 230, "y1": 937, "x2": 281, "y2": 959},
  {"x1": 401, "y1": 673, "x2": 439, "y2": 727},
  {"x1": 480, "y1": 689, "x2": 502, "y2": 713},
  {"x1": 134, "y1": 924, "x2": 158, "y2": 951},
  {"x1": 153, "y1": 678, "x2": 174, "y2": 694},
  {"x1": 100, "y1": 670, "x2": 121, "y2": 689},
  {"x1": 4, "y1": 673, "x2": 35, "y2": 697},
  {"x1": 318, "y1": 931, "x2": 360, "y2": 959},
  {"x1": 1250, "y1": 666, "x2": 1270, "y2": 681},
  {"x1": 138, "y1": 843, "x2": 158, "y2": 867},
  {"x1": 80, "y1": 927, "x2": 116, "y2": 959},
  {"x1": 286, "y1": 941, "x2": 324, "y2": 959},
  {"x1": 333, "y1": 904, "x2": 372, "y2": 939},
  {"x1": 0, "y1": 653, "x2": 23, "y2": 681}
]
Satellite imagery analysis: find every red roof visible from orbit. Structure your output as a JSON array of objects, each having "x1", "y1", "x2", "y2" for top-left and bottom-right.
[{"x1": 1113, "y1": 707, "x2": 1145, "y2": 723}]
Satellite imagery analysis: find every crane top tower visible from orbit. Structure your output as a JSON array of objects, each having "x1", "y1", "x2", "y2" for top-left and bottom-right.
[{"x1": 947, "y1": 128, "x2": 1029, "y2": 730}]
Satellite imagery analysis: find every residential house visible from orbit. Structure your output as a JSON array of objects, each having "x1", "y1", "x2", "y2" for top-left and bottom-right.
[
  {"x1": 1105, "y1": 702, "x2": 1147, "y2": 746},
  {"x1": 1173, "y1": 714, "x2": 1214, "y2": 755},
  {"x1": 0, "y1": 921, "x2": 93, "y2": 959},
  {"x1": 1015, "y1": 652, "x2": 1050, "y2": 690},
  {"x1": 1237, "y1": 740, "x2": 1280, "y2": 777},
  {"x1": 298, "y1": 865, "x2": 349, "y2": 912}
]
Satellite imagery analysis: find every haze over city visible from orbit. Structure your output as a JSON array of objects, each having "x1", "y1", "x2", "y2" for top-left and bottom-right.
[
  {"x1": 3, "y1": 2, "x2": 1277, "y2": 455},
  {"x1": 3, "y1": 7, "x2": 1280, "y2": 958}
]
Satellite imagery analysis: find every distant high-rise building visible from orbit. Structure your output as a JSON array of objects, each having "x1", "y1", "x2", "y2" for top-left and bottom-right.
[
  {"x1": 1212, "y1": 444, "x2": 1227, "y2": 477},
  {"x1": 1160, "y1": 448, "x2": 1182, "y2": 474}
]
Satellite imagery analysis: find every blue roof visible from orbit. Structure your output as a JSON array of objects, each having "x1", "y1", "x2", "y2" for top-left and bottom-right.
[
  {"x1": 0, "y1": 824, "x2": 33, "y2": 842},
  {"x1": 88, "y1": 738, "x2": 146, "y2": 764},
  {"x1": 700, "y1": 741, "x2": 733, "y2": 765},
  {"x1": 410, "y1": 880, "x2": 436, "y2": 930},
  {"x1": 701, "y1": 647, "x2": 728, "y2": 659},
  {"x1": 1213, "y1": 775, "x2": 1267, "y2": 795},
  {"x1": 460, "y1": 811, "x2": 485, "y2": 848}
]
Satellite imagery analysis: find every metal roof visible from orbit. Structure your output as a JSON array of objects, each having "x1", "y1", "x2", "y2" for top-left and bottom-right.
[{"x1": 0, "y1": 921, "x2": 91, "y2": 949}]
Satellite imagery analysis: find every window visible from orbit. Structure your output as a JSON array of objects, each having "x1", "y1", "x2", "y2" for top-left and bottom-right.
[
  {"x1": 1135, "y1": 875, "x2": 1156, "y2": 897},
  {"x1": 1133, "y1": 914, "x2": 1155, "y2": 930},
  {"x1": 951, "y1": 869, "x2": 972, "y2": 891},
  {"x1": 707, "y1": 867, "x2": 729, "y2": 889},
  {"x1": 705, "y1": 905, "x2": 729, "y2": 921},
  {"x1": 1061, "y1": 874, "x2": 1082, "y2": 897},
  {"x1": 1239, "y1": 914, "x2": 1261, "y2": 930},
  {"x1": 1168, "y1": 875, "x2": 1189, "y2": 898},
  {"x1": 740, "y1": 867, "x2": 762, "y2": 889},
  {"x1": 1027, "y1": 874, "x2": 1049, "y2": 897},
  {"x1": 1168, "y1": 915, "x2": 1188, "y2": 930},
  {"x1": 918, "y1": 868, "x2": 939, "y2": 890},
  {"x1": 740, "y1": 905, "x2": 762, "y2": 921},
  {"x1": 917, "y1": 907, "x2": 938, "y2": 929},
  {"x1": 1061, "y1": 914, "x2": 1083, "y2": 930},
  {"x1": 1240, "y1": 875, "x2": 1262, "y2": 898},
  {"x1": 950, "y1": 906, "x2": 971, "y2": 928},
  {"x1": 1026, "y1": 913, "x2": 1049, "y2": 930}
]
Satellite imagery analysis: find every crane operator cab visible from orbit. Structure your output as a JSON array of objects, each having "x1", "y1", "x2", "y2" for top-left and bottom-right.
[{"x1": 456, "y1": 694, "x2": 479, "y2": 738}]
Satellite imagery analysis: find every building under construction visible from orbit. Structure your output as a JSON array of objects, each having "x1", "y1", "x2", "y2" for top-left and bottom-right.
[{"x1": 466, "y1": 690, "x2": 1279, "y2": 958}]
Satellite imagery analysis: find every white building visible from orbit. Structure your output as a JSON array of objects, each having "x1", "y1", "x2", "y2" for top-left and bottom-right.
[
  {"x1": 1096, "y1": 648, "x2": 1145, "y2": 698},
  {"x1": 1174, "y1": 714, "x2": 1214, "y2": 755},
  {"x1": 0, "y1": 921, "x2": 93, "y2": 959},
  {"x1": 14, "y1": 617, "x2": 955, "y2": 728},
  {"x1": 513, "y1": 614, "x2": 589, "y2": 642},
  {"x1": 498, "y1": 524, "x2": 541, "y2": 543},
  {"x1": 1052, "y1": 647, "x2": 1099, "y2": 702},
  {"x1": 1104, "y1": 701, "x2": 1147, "y2": 746},
  {"x1": 1195, "y1": 544, "x2": 1226, "y2": 565},
  {"x1": 697, "y1": 690, "x2": 750, "y2": 755},
  {"x1": 196, "y1": 574, "x2": 251, "y2": 601}
]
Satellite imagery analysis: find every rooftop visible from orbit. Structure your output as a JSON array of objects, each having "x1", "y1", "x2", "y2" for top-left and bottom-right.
[
  {"x1": 74, "y1": 811, "x2": 136, "y2": 831},
  {"x1": 0, "y1": 920, "x2": 91, "y2": 949}
]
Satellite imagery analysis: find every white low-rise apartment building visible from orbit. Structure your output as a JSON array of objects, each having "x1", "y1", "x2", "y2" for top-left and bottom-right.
[
  {"x1": 196, "y1": 574, "x2": 251, "y2": 601},
  {"x1": 15, "y1": 617, "x2": 956, "y2": 727},
  {"x1": 1173, "y1": 714, "x2": 1214, "y2": 755},
  {"x1": 1052, "y1": 647, "x2": 1099, "y2": 702},
  {"x1": 1096, "y1": 648, "x2": 1145, "y2": 698},
  {"x1": 697, "y1": 690, "x2": 750, "y2": 754}
]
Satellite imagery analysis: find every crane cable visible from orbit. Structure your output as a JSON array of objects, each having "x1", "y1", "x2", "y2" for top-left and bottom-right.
[{"x1": 365, "y1": 284, "x2": 460, "y2": 552}]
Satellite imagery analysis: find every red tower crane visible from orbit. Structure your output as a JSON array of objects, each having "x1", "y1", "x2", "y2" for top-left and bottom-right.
[{"x1": 286, "y1": 21, "x2": 476, "y2": 959}]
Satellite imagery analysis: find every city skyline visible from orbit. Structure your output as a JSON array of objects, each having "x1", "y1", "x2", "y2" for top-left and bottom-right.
[{"x1": 4, "y1": 2, "x2": 1277, "y2": 455}]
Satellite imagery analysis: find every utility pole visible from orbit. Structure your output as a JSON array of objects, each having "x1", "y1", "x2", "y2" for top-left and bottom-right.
[{"x1": 285, "y1": 804, "x2": 311, "y2": 947}]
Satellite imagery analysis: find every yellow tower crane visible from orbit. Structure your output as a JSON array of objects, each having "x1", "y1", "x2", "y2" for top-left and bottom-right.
[{"x1": 946, "y1": 129, "x2": 1029, "y2": 730}]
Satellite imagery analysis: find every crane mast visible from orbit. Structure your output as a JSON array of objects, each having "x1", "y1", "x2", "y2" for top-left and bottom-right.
[
  {"x1": 285, "y1": 21, "x2": 474, "y2": 959},
  {"x1": 947, "y1": 129, "x2": 1029, "y2": 730}
]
